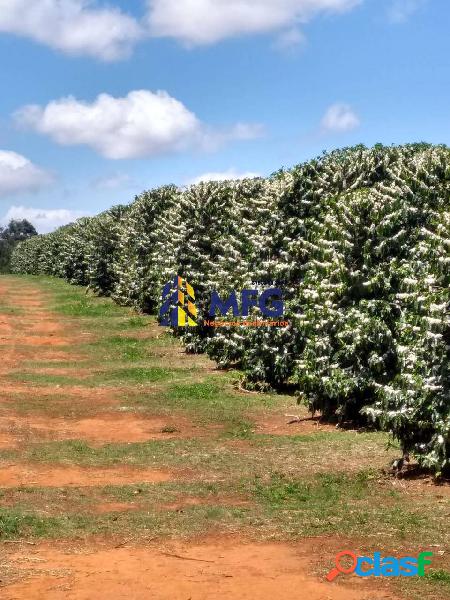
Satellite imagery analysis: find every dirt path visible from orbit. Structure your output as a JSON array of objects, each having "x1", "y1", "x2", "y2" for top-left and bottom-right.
[
  {"x1": 0, "y1": 281, "x2": 74, "y2": 371},
  {"x1": 3, "y1": 538, "x2": 404, "y2": 600},
  {"x1": 0, "y1": 277, "x2": 409, "y2": 600}
]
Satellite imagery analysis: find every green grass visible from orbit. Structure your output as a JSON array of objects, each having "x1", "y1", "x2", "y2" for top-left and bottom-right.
[
  {"x1": 9, "y1": 366, "x2": 180, "y2": 387},
  {"x1": 0, "y1": 431, "x2": 408, "y2": 480},
  {"x1": 252, "y1": 471, "x2": 369, "y2": 507},
  {"x1": 90, "y1": 336, "x2": 149, "y2": 361},
  {"x1": 249, "y1": 470, "x2": 435, "y2": 539},
  {"x1": 163, "y1": 379, "x2": 275, "y2": 421},
  {"x1": 397, "y1": 568, "x2": 450, "y2": 600},
  {"x1": 224, "y1": 417, "x2": 255, "y2": 439},
  {"x1": 0, "y1": 470, "x2": 445, "y2": 548},
  {"x1": 100, "y1": 367, "x2": 177, "y2": 384},
  {"x1": 424, "y1": 570, "x2": 450, "y2": 587},
  {"x1": 168, "y1": 381, "x2": 223, "y2": 403},
  {"x1": 123, "y1": 316, "x2": 152, "y2": 329},
  {"x1": 54, "y1": 295, "x2": 125, "y2": 318},
  {"x1": 0, "y1": 508, "x2": 92, "y2": 539},
  {"x1": 0, "y1": 438, "x2": 228, "y2": 469},
  {"x1": 86, "y1": 334, "x2": 178, "y2": 362},
  {"x1": 0, "y1": 504, "x2": 251, "y2": 540}
]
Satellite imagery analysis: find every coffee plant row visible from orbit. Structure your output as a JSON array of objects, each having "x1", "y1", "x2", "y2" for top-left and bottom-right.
[{"x1": 11, "y1": 144, "x2": 450, "y2": 474}]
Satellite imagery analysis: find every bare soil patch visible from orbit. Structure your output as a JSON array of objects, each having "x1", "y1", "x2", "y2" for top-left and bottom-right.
[
  {"x1": 0, "y1": 384, "x2": 117, "y2": 405},
  {"x1": 253, "y1": 413, "x2": 337, "y2": 436},
  {"x1": 386, "y1": 473, "x2": 450, "y2": 499},
  {"x1": 92, "y1": 502, "x2": 142, "y2": 514},
  {"x1": 15, "y1": 350, "x2": 83, "y2": 363},
  {"x1": 0, "y1": 308, "x2": 19, "y2": 373},
  {"x1": 0, "y1": 432, "x2": 17, "y2": 449},
  {"x1": 0, "y1": 335, "x2": 70, "y2": 347},
  {"x1": 6, "y1": 300, "x2": 46, "y2": 310},
  {"x1": 0, "y1": 319, "x2": 13, "y2": 333},
  {"x1": 21, "y1": 323, "x2": 66, "y2": 338},
  {"x1": 161, "y1": 496, "x2": 253, "y2": 512},
  {"x1": 2, "y1": 538, "x2": 401, "y2": 600},
  {"x1": 27, "y1": 367, "x2": 92, "y2": 378},
  {"x1": 0, "y1": 464, "x2": 173, "y2": 487},
  {"x1": 0, "y1": 412, "x2": 211, "y2": 445},
  {"x1": 5, "y1": 295, "x2": 45, "y2": 308}
]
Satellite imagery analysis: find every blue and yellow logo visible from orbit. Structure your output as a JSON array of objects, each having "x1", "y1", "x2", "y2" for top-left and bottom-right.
[{"x1": 159, "y1": 276, "x2": 197, "y2": 327}]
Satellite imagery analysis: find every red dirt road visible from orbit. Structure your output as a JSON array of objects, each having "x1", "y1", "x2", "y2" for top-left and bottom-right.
[{"x1": 3, "y1": 539, "x2": 401, "y2": 600}]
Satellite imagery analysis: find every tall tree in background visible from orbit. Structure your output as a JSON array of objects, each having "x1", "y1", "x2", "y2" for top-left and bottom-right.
[{"x1": 0, "y1": 219, "x2": 38, "y2": 272}]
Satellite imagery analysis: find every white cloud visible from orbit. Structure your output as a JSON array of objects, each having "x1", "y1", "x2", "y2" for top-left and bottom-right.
[
  {"x1": 146, "y1": 0, "x2": 361, "y2": 45},
  {"x1": 187, "y1": 169, "x2": 261, "y2": 185},
  {"x1": 0, "y1": 0, "x2": 142, "y2": 61},
  {"x1": 201, "y1": 122, "x2": 265, "y2": 152},
  {"x1": 92, "y1": 173, "x2": 132, "y2": 190},
  {"x1": 388, "y1": 0, "x2": 426, "y2": 23},
  {"x1": 15, "y1": 90, "x2": 262, "y2": 160},
  {"x1": 0, "y1": 0, "x2": 365, "y2": 59},
  {"x1": 1, "y1": 205, "x2": 89, "y2": 234},
  {"x1": 0, "y1": 150, "x2": 53, "y2": 197},
  {"x1": 320, "y1": 103, "x2": 360, "y2": 133},
  {"x1": 226, "y1": 122, "x2": 265, "y2": 141}
]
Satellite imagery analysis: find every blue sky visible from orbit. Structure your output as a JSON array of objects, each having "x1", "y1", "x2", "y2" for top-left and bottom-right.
[{"x1": 0, "y1": 0, "x2": 448, "y2": 232}]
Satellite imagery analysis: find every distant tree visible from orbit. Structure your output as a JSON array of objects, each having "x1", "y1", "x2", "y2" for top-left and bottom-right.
[
  {"x1": 0, "y1": 219, "x2": 38, "y2": 272},
  {"x1": 1, "y1": 219, "x2": 38, "y2": 241}
]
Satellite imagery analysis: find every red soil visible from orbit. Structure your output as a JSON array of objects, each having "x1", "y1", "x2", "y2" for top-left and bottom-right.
[
  {"x1": 0, "y1": 412, "x2": 220, "y2": 445},
  {"x1": 0, "y1": 464, "x2": 172, "y2": 487},
  {"x1": 3, "y1": 538, "x2": 402, "y2": 600}
]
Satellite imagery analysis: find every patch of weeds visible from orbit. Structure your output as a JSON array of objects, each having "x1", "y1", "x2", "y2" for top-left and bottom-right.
[
  {"x1": 16, "y1": 438, "x2": 204, "y2": 468},
  {"x1": 102, "y1": 367, "x2": 177, "y2": 384},
  {"x1": 0, "y1": 508, "x2": 90, "y2": 539},
  {"x1": 25, "y1": 439, "x2": 97, "y2": 463},
  {"x1": 168, "y1": 381, "x2": 222, "y2": 403},
  {"x1": 253, "y1": 472, "x2": 346, "y2": 509},
  {"x1": 250, "y1": 470, "x2": 437, "y2": 541},
  {"x1": 123, "y1": 316, "x2": 151, "y2": 329},
  {"x1": 396, "y1": 568, "x2": 450, "y2": 600},
  {"x1": 55, "y1": 297, "x2": 124, "y2": 318},
  {"x1": 224, "y1": 418, "x2": 255, "y2": 439},
  {"x1": 0, "y1": 509, "x2": 24, "y2": 538},
  {"x1": 165, "y1": 380, "x2": 259, "y2": 422},
  {"x1": 39, "y1": 283, "x2": 123, "y2": 318},
  {"x1": 424, "y1": 569, "x2": 450, "y2": 585},
  {"x1": 86, "y1": 335, "x2": 175, "y2": 363},
  {"x1": 160, "y1": 425, "x2": 179, "y2": 434},
  {"x1": 0, "y1": 503, "x2": 251, "y2": 541},
  {"x1": 91, "y1": 336, "x2": 148, "y2": 361}
]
